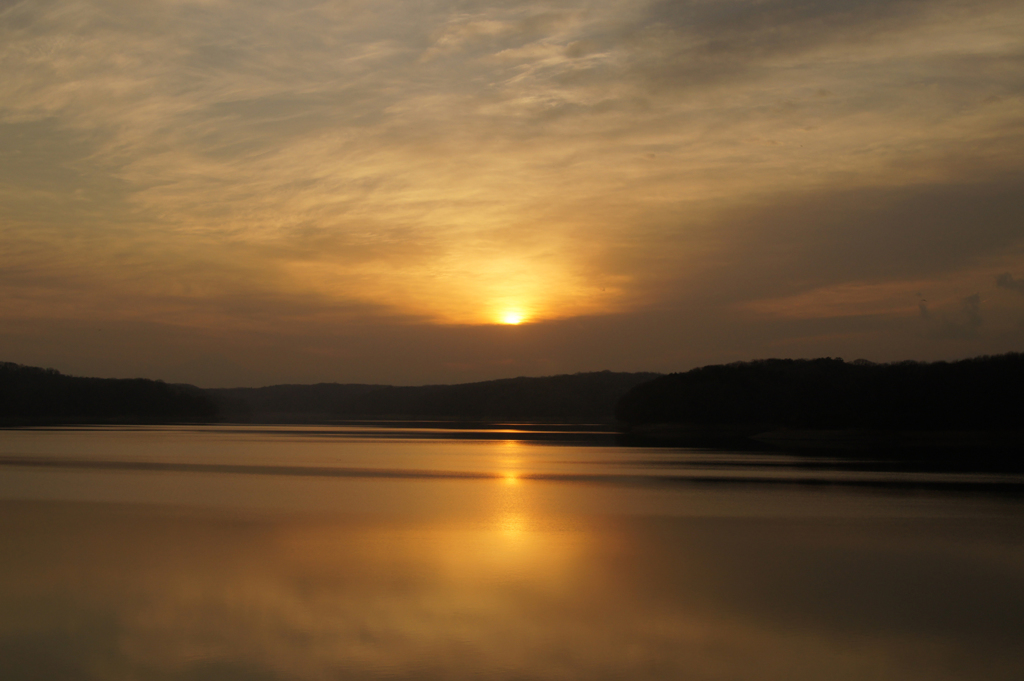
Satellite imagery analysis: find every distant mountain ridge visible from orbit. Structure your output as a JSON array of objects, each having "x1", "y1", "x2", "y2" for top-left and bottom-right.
[
  {"x1": 209, "y1": 371, "x2": 662, "y2": 423},
  {"x1": 10, "y1": 353, "x2": 1022, "y2": 435},
  {"x1": 0, "y1": 363, "x2": 661, "y2": 425}
]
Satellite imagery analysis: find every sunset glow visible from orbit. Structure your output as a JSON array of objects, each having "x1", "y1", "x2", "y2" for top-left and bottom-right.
[
  {"x1": 500, "y1": 312, "x2": 526, "y2": 326},
  {"x1": 0, "y1": 0, "x2": 1022, "y2": 386}
]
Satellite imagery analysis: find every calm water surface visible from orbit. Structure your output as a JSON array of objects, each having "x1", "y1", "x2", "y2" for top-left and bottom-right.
[{"x1": 1, "y1": 425, "x2": 1022, "y2": 680}]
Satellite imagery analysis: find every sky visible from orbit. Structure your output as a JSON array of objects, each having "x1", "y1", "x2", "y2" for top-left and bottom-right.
[{"x1": 2, "y1": 0, "x2": 1023, "y2": 387}]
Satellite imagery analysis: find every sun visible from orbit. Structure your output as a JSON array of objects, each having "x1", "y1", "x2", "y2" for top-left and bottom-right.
[
  {"x1": 501, "y1": 312, "x2": 524, "y2": 325},
  {"x1": 500, "y1": 311, "x2": 525, "y2": 325}
]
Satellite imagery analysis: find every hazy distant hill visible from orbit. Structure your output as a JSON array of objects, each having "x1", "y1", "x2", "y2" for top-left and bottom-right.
[
  {"x1": 210, "y1": 371, "x2": 662, "y2": 423},
  {"x1": 616, "y1": 354, "x2": 1024, "y2": 447},
  {"x1": 0, "y1": 362, "x2": 217, "y2": 425},
  {"x1": 1, "y1": 364, "x2": 660, "y2": 425}
]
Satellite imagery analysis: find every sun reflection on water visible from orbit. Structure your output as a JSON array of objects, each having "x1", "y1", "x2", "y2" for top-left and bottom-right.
[
  {"x1": 498, "y1": 439, "x2": 524, "y2": 486},
  {"x1": 496, "y1": 511, "x2": 526, "y2": 540}
]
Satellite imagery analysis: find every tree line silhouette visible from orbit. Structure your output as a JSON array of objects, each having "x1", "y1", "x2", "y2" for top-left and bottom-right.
[
  {"x1": 0, "y1": 362, "x2": 217, "y2": 425},
  {"x1": 0, "y1": 363, "x2": 658, "y2": 425},
  {"x1": 4, "y1": 355, "x2": 1022, "y2": 440},
  {"x1": 615, "y1": 354, "x2": 1023, "y2": 432}
]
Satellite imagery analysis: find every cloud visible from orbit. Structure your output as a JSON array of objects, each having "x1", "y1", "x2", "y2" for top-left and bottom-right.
[
  {"x1": 1, "y1": 0, "x2": 1024, "y2": 380},
  {"x1": 996, "y1": 272, "x2": 1024, "y2": 293},
  {"x1": 920, "y1": 293, "x2": 984, "y2": 339},
  {"x1": 742, "y1": 281, "x2": 928, "y2": 321}
]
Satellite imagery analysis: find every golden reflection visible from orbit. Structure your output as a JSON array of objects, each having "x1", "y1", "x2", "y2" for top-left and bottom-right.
[
  {"x1": 496, "y1": 511, "x2": 527, "y2": 539},
  {"x1": 498, "y1": 439, "x2": 524, "y2": 484},
  {"x1": 493, "y1": 442, "x2": 531, "y2": 550},
  {"x1": 1, "y1": 495, "x2": 1020, "y2": 681}
]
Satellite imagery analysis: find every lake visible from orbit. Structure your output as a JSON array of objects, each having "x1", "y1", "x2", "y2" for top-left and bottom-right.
[{"x1": 1, "y1": 425, "x2": 1022, "y2": 680}]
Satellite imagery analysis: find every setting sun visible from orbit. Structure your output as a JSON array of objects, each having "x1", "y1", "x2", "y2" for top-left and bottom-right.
[{"x1": 500, "y1": 312, "x2": 525, "y2": 325}]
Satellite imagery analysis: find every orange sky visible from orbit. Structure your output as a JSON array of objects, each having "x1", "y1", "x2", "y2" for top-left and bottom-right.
[{"x1": 2, "y1": 0, "x2": 1023, "y2": 386}]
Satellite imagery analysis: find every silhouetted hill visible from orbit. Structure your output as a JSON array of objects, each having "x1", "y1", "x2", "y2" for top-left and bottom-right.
[
  {"x1": 2, "y1": 364, "x2": 661, "y2": 425},
  {"x1": 208, "y1": 383, "x2": 387, "y2": 423},
  {"x1": 210, "y1": 371, "x2": 662, "y2": 423},
  {"x1": 616, "y1": 355, "x2": 1024, "y2": 454},
  {"x1": 0, "y1": 362, "x2": 217, "y2": 425}
]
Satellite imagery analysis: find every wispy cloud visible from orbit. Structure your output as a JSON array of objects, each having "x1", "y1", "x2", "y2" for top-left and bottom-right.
[
  {"x1": 996, "y1": 272, "x2": 1024, "y2": 293},
  {"x1": 920, "y1": 293, "x2": 984, "y2": 339},
  {"x1": 2, "y1": 0, "x2": 1023, "y2": 381}
]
